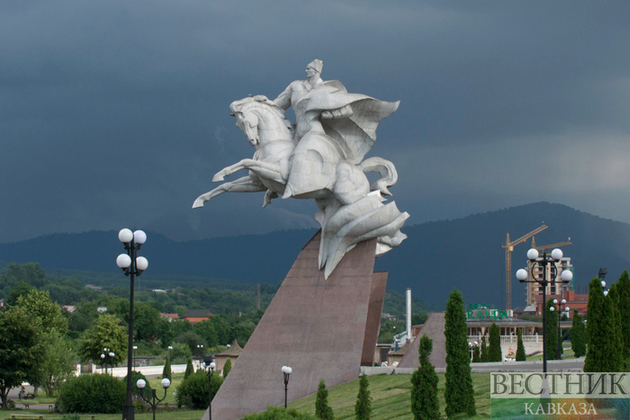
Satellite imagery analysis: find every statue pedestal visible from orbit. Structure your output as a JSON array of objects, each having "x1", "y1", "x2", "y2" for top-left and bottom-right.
[{"x1": 206, "y1": 231, "x2": 387, "y2": 420}]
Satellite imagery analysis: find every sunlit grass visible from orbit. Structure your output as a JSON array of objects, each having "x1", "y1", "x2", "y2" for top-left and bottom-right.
[{"x1": 288, "y1": 373, "x2": 492, "y2": 419}]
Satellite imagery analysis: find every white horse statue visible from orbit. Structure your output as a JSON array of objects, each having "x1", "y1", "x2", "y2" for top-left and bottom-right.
[{"x1": 193, "y1": 96, "x2": 408, "y2": 278}]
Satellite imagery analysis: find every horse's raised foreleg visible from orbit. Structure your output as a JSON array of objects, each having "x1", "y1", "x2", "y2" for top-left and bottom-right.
[
  {"x1": 213, "y1": 159, "x2": 286, "y2": 185},
  {"x1": 192, "y1": 176, "x2": 265, "y2": 208}
]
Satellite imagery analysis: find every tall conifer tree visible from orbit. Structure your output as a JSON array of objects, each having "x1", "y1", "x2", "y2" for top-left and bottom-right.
[
  {"x1": 480, "y1": 336, "x2": 488, "y2": 362},
  {"x1": 571, "y1": 310, "x2": 586, "y2": 358},
  {"x1": 355, "y1": 373, "x2": 371, "y2": 420},
  {"x1": 444, "y1": 290, "x2": 476, "y2": 418},
  {"x1": 315, "y1": 380, "x2": 334, "y2": 420},
  {"x1": 488, "y1": 323, "x2": 502, "y2": 362},
  {"x1": 617, "y1": 270, "x2": 630, "y2": 362},
  {"x1": 411, "y1": 335, "x2": 440, "y2": 420},
  {"x1": 545, "y1": 299, "x2": 558, "y2": 360},
  {"x1": 516, "y1": 330, "x2": 526, "y2": 361}
]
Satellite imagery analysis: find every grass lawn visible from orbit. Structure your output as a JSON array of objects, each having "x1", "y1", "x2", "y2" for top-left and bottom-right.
[
  {"x1": 288, "y1": 373, "x2": 492, "y2": 419},
  {"x1": 0, "y1": 409, "x2": 207, "y2": 420}
]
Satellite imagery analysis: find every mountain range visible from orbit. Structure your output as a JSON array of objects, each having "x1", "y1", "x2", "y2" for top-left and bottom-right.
[{"x1": 1, "y1": 202, "x2": 629, "y2": 310}]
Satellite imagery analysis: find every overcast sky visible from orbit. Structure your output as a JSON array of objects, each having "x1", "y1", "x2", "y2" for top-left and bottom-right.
[{"x1": 1, "y1": 1, "x2": 629, "y2": 243}]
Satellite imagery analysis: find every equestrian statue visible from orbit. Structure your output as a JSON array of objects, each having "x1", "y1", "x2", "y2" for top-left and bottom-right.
[{"x1": 193, "y1": 60, "x2": 409, "y2": 278}]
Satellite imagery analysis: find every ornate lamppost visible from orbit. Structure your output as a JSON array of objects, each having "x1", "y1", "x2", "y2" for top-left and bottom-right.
[
  {"x1": 551, "y1": 298, "x2": 570, "y2": 359},
  {"x1": 516, "y1": 248, "x2": 572, "y2": 374},
  {"x1": 281, "y1": 365, "x2": 292, "y2": 408},
  {"x1": 202, "y1": 357, "x2": 216, "y2": 420},
  {"x1": 137, "y1": 378, "x2": 170, "y2": 420},
  {"x1": 116, "y1": 228, "x2": 149, "y2": 420},
  {"x1": 101, "y1": 349, "x2": 115, "y2": 375}
]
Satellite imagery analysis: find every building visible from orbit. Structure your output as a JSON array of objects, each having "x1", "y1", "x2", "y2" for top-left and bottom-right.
[
  {"x1": 534, "y1": 288, "x2": 589, "y2": 315},
  {"x1": 182, "y1": 310, "x2": 214, "y2": 324},
  {"x1": 160, "y1": 313, "x2": 179, "y2": 322},
  {"x1": 214, "y1": 340, "x2": 243, "y2": 374},
  {"x1": 526, "y1": 257, "x2": 574, "y2": 306}
]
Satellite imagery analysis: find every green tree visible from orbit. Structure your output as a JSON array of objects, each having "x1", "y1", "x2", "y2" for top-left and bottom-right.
[
  {"x1": 2, "y1": 262, "x2": 47, "y2": 290},
  {"x1": 545, "y1": 299, "x2": 558, "y2": 360},
  {"x1": 472, "y1": 345, "x2": 481, "y2": 363},
  {"x1": 516, "y1": 330, "x2": 526, "y2": 361},
  {"x1": 176, "y1": 331, "x2": 206, "y2": 356},
  {"x1": 584, "y1": 277, "x2": 623, "y2": 371},
  {"x1": 184, "y1": 356, "x2": 195, "y2": 379},
  {"x1": 411, "y1": 335, "x2": 439, "y2": 420},
  {"x1": 162, "y1": 352, "x2": 172, "y2": 380},
  {"x1": 355, "y1": 373, "x2": 371, "y2": 420},
  {"x1": 444, "y1": 289, "x2": 476, "y2": 418},
  {"x1": 606, "y1": 284, "x2": 624, "y2": 370},
  {"x1": 223, "y1": 358, "x2": 232, "y2": 378},
  {"x1": 488, "y1": 323, "x2": 502, "y2": 362},
  {"x1": 0, "y1": 306, "x2": 45, "y2": 408},
  {"x1": 315, "y1": 380, "x2": 334, "y2": 420},
  {"x1": 78, "y1": 314, "x2": 127, "y2": 368},
  {"x1": 571, "y1": 310, "x2": 586, "y2": 357},
  {"x1": 617, "y1": 271, "x2": 630, "y2": 361},
  {"x1": 480, "y1": 336, "x2": 488, "y2": 362},
  {"x1": 37, "y1": 329, "x2": 77, "y2": 396},
  {"x1": 17, "y1": 289, "x2": 68, "y2": 334},
  {"x1": 6, "y1": 281, "x2": 35, "y2": 306}
]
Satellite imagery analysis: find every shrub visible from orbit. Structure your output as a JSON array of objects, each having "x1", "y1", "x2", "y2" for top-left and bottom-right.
[
  {"x1": 176, "y1": 369, "x2": 223, "y2": 409},
  {"x1": 58, "y1": 374, "x2": 125, "y2": 413},
  {"x1": 123, "y1": 371, "x2": 152, "y2": 401},
  {"x1": 223, "y1": 359, "x2": 232, "y2": 378},
  {"x1": 242, "y1": 406, "x2": 317, "y2": 420}
]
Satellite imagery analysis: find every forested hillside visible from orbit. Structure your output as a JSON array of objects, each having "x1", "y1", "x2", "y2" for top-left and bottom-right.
[{"x1": 2, "y1": 202, "x2": 629, "y2": 309}]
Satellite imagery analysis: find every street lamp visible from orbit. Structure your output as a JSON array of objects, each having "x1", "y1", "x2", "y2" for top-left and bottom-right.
[
  {"x1": 101, "y1": 348, "x2": 115, "y2": 375},
  {"x1": 281, "y1": 365, "x2": 292, "y2": 408},
  {"x1": 117, "y1": 228, "x2": 148, "y2": 420},
  {"x1": 552, "y1": 299, "x2": 570, "y2": 359},
  {"x1": 137, "y1": 378, "x2": 170, "y2": 420},
  {"x1": 516, "y1": 248, "x2": 573, "y2": 374},
  {"x1": 202, "y1": 357, "x2": 216, "y2": 420},
  {"x1": 132, "y1": 346, "x2": 138, "y2": 369}
]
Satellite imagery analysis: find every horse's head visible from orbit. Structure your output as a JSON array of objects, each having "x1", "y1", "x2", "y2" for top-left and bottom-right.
[
  {"x1": 230, "y1": 97, "x2": 261, "y2": 146},
  {"x1": 230, "y1": 96, "x2": 291, "y2": 147}
]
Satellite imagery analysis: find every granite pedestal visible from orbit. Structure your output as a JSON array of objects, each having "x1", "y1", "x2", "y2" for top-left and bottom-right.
[{"x1": 204, "y1": 231, "x2": 387, "y2": 420}]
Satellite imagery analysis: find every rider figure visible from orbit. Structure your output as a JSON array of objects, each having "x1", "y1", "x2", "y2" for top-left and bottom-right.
[{"x1": 273, "y1": 59, "x2": 352, "y2": 142}]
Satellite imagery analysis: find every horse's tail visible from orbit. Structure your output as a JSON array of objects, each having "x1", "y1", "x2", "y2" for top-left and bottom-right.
[{"x1": 359, "y1": 157, "x2": 398, "y2": 196}]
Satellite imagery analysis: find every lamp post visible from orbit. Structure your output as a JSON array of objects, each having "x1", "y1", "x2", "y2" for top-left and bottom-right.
[
  {"x1": 137, "y1": 378, "x2": 170, "y2": 420},
  {"x1": 101, "y1": 348, "x2": 115, "y2": 375},
  {"x1": 516, "y1": 248, "x2": 573, "y2": 374},
  {"x1": 281, "y1": 365, "x2": 292, "y2": 408},
  {"x1": 552, "y1": 299, "x2": 570, "y2": 359},
  {"x1": 132, "y1": 346, "x2": 138, "y2": 369},
  {"x1": 116, "y1": 228, "x2": 149, "y2": 420},
  {"x1": 202, "y1": 358, "x2": 216, "y2": 420}
]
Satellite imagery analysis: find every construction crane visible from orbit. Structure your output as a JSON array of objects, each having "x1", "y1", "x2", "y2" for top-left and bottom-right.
[
  {"x1": 530, "y1": 236, "x2": 572, "y2": 251},
  {"x1": 503, "y1": 224, "x2": 548, "y2": 311}
]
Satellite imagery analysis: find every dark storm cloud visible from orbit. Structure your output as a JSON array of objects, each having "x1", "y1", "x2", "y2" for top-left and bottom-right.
[{"x1": 1, "y1": 1, "x2": 629, "y2": 242}]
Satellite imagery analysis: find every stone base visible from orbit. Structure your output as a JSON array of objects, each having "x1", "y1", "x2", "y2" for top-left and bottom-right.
[{"x1": 205, "y1": 231, "x2": 386, "y2": 420}]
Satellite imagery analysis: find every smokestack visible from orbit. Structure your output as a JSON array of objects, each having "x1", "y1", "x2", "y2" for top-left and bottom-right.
[{"x1": 406, "y1": 288, "x2": 412, "y2": 340}]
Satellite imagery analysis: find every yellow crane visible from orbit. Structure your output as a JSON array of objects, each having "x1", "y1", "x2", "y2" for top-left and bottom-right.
[
  {"x1": 503, "y1": 224, "x2": 548, "y2": 311},
  {"x1": 530, "y1": 236, "x2": 572, "y2": 251}
]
